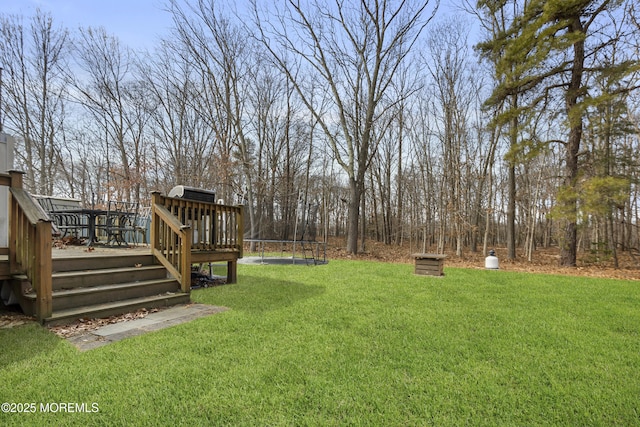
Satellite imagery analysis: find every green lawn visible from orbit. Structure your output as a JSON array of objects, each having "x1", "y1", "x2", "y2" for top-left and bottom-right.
[{"x1": 1, "y1": 260, "x2": 639, "y2": 426}]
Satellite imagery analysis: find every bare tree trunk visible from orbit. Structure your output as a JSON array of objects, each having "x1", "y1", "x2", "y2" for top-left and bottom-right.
[
  {"x1": 360, "y1": 184, "x2": 366, "y2": 253},
  {"x1": 346, "y1": 176, "x2": 366, "y2": 254},
  {"x1": 395, "y1": 106, "x2": 404, "y2": 246},
  {"x1": 507, "y1": 96, "x2": 518, "y2": 260},
  {"x1": 560, "y1": 19, "x2": 585, "y2": 267},
  {"x1": 526, "y1": 153, "x2": 547, "y2": 262}
]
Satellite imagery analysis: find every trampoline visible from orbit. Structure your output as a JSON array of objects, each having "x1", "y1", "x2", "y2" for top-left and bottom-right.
[{"x1": 242, "y1": 239, "x2": 328, "y2": 265}]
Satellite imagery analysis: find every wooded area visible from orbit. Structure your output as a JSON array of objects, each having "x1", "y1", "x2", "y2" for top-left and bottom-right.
[{"x1": 1, "y1": 0, "x2": 639, "y2": 265}]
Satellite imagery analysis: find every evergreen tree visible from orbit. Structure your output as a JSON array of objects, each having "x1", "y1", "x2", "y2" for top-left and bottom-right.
[{"x1": 477, "y1": 0, "x2": 639, "y2": 266}]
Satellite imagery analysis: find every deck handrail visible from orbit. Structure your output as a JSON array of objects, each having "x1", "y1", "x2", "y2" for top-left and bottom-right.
[
  {"x1": 0, "y1": 173, "x2": 9, "y2": 256},
  {"x1": 151, "y1": 196, "x2": 192, "y2": 293},
  {"x1": 150, "y1": 191, "x2": 244, "y2": 289},
  {"x1": 153, "y1": 192, "x2": 244, "y2": 253},
  {"x1": 4, "y1": 171, "x2": 53, "y2": 321}
]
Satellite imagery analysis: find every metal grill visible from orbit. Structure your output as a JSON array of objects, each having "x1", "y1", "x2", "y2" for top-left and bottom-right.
[{"x1": 168, "y1": 185, "x2": 216, "y2": 203}]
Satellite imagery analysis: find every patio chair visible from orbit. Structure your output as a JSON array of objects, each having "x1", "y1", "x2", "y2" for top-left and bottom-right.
[
  {"x1": 133, "y1": 206, "x2": 151, "y2": 245},
  {"x1": 104, "y1": 200, "x2": 139, "y2": 246},
  {"x1": 35, "y1": 197, "x2": 62, "y2": 237},
  {"x1": 36, "y1": 197, "x2": 84, "y2": 239}
]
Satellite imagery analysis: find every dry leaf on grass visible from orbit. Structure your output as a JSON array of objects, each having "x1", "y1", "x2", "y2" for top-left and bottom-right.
[{"x1": 47, "y1": 307, "x2": 159, "y2": 338}]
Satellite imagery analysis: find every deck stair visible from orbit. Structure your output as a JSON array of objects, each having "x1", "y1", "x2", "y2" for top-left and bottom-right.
[{"x1": 12, "y1": 253, "x2": 190, "y2": 325}]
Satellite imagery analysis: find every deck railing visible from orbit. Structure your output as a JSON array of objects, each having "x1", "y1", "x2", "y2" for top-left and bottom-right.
[
  {"x1": 150, "y1": 192, "x2": 244, "y2": 290},
  {"x1": 0, "y1": 173, "x2": 9, "y2": 258},
  {"x1": 2, "y1": 171, "x2": 53, "y2": 321}
]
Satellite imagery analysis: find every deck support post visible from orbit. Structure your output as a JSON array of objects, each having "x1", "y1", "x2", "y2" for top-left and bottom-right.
[
  {"x1": 35, "y1": 221, "x2": 53, "y2": 321},
  {"x1": 180, "y1": 226, "x2": 192, "y2": 293},
  {"x1": 227, "y1": 260, "x2": 237, "y2": 284}
]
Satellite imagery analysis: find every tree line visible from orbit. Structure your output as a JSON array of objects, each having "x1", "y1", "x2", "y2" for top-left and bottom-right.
[{"x1": 1, "y1": 0, "x2": 639, "y2": 266}]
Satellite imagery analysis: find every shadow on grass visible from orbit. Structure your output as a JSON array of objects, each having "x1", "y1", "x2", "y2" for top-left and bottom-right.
[
  {"x1": 0, "y1": 323, "x2": 63, "y2": 367},
  {"x1": 192, "y1": 275, "x2": 325, "y2": 313}
]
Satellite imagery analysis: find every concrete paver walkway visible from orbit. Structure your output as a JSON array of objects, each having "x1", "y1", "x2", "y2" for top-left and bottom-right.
[{"x1": 67, "y1": 303, "x2": 228, "y2": 351}]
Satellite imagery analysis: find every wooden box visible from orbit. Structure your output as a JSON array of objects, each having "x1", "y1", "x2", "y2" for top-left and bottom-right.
[{"x1": 412, "y1": 253, "x2": 446, "y2": 276}]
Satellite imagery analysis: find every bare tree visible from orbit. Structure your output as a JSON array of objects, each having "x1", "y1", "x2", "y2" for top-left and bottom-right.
[
  {"x1": 405, "y1": 95, "x2": 439, "y2": 252},
  {"x1": 72, "y1": 27, "x2": 143, "y2": 202},
  {"x1": 139, "y1": 42, "x2": 218, "y2": 193},
  {"x1": 169, "y1": 0, "x2": 269, "y2": 243},
  {"x1": 0, "y1": 10, "x2": 69, "y2": 194},
  {"x1": 253, "y1": 0, "x2": 438, "y2": 254},
  {"x1": 425, "y1": 18, "x2": 480, "y2": 257}
]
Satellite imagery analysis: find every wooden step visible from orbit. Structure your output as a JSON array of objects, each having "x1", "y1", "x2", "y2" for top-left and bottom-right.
[
  {"x1": 12, "y1": 251, "x2": 190, "y2": 324},
  {"x1": 25, "y1": 278, "x2": 182, "y2": 311},
  {"x1": 13, "y1": 265, "x2": 169, "y2": 291},
  {"x1": 52, "y1": 254, "x2": 155, "y2": 273},
  {"x1": 43, "y1": 293, "x2": 191, "y2": 326},
  {"x1": 54, "y1": 265, "x2": 168, "y2": 290}
]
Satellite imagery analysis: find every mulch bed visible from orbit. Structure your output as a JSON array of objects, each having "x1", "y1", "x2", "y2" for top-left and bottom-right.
[
  {"x1": 0, "y1": 313, "x2": 36, "y2": 329},
  {"x1": 47, "y1": 308, "x2": 160, "y2": 338}
]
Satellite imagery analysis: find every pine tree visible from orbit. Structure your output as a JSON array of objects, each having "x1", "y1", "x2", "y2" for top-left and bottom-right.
[{"x1": 477, "y1": 0, "x2": 639, "y2": 266}]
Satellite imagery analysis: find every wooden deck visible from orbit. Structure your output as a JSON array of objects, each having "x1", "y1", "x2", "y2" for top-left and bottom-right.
[{"x1": 1, "y1": 171, "x2": 243, "y2": 324}]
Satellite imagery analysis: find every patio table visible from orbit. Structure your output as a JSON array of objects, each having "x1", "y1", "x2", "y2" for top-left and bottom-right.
[{"x1": 54, "y1": 208, "x2": 108, "y2": 246}]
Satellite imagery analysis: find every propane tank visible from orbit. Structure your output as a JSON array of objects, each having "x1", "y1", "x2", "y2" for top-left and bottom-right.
[{"x1": 485, "y1": 249, "x2": 499, "y2": 270}]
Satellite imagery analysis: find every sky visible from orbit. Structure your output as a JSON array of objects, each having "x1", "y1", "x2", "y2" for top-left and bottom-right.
[
  {"x1": 3, "y1": 1, "x2": 468, "y2": 51},
  {"x1": 2, "y1": 0, "x2": 174, "y2": 49}
]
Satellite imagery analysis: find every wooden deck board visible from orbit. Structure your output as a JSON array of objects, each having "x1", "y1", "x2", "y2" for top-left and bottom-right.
[{"x1": 50, "y1": 245, "x2": 152, "y2": 258}]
